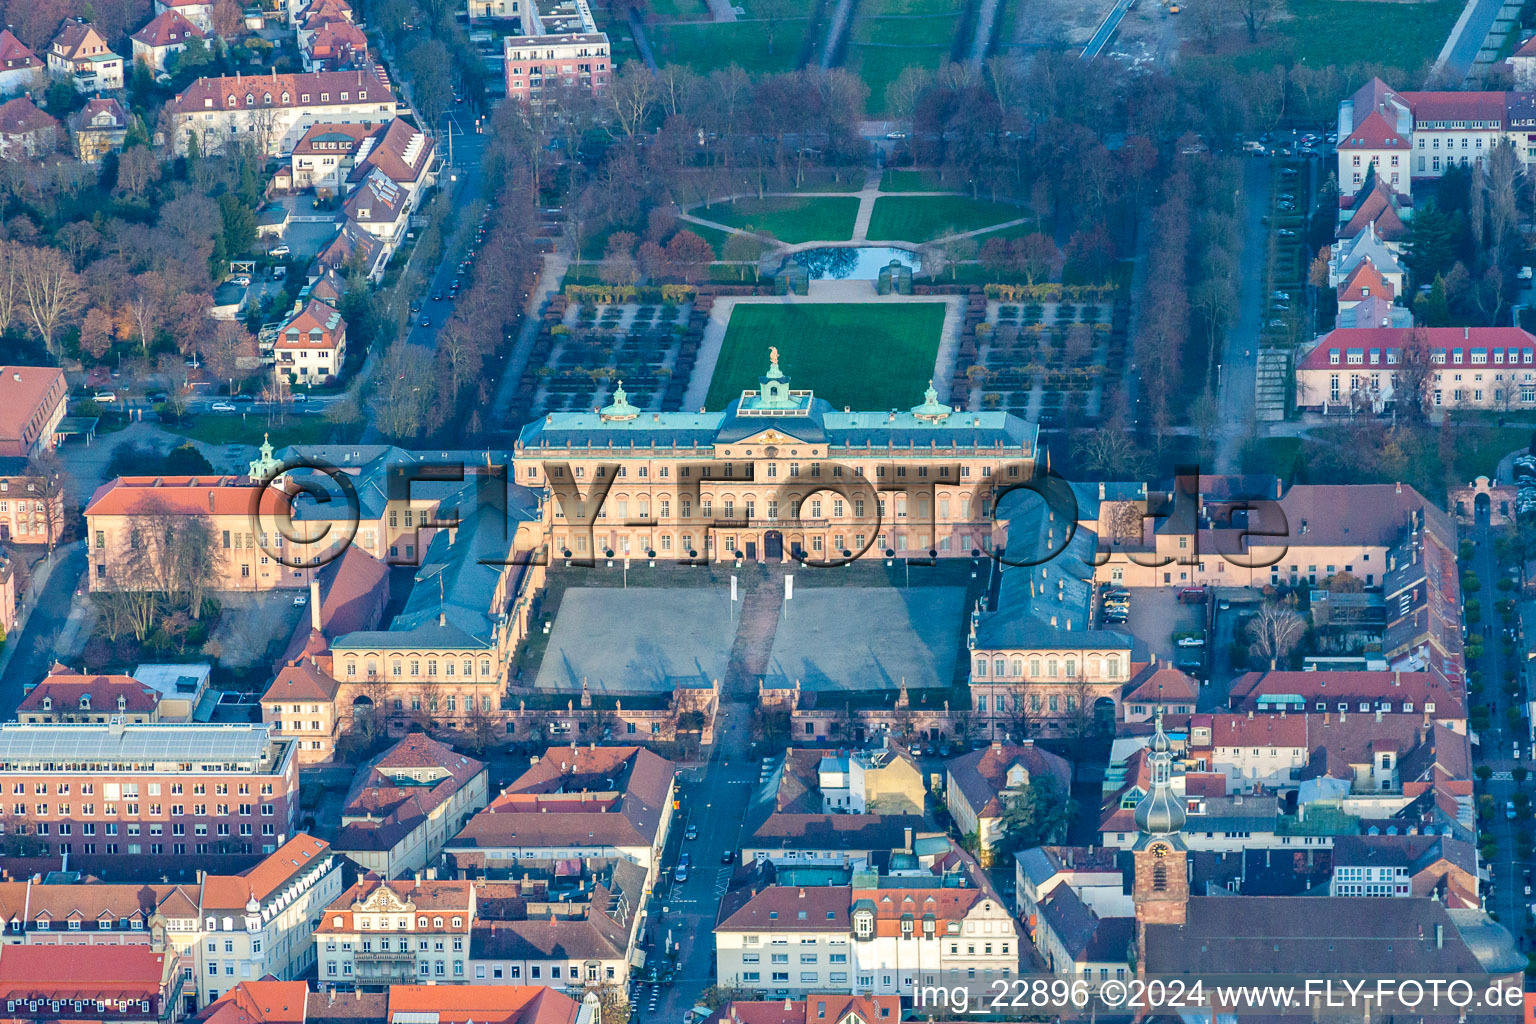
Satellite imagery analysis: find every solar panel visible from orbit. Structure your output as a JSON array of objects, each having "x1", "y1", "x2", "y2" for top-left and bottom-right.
[{"x1": 0, "y1": 722, "x2": 271, "y2": 766}]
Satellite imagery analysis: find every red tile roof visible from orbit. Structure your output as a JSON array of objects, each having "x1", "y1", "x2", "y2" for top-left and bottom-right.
[
  {"x1": 19, "y1": 672, "x2": 160, "y2": 714},
  {"x1": 1297, "y1": 326, "x2": 1536, "y2": 370},
  {"x1": 169, "y1": 68, "x2": 395, "y2": 115},
  {"x1": 1342, "y1": 109, "x2": 1408, "y2": 149},
  {"x1": 1338, "y1": 259, "x2": 1393, "y2": 303},
  {"x1": 83, "y1": 475, "x2": 295, "y2": 518},
  {"x1": 291, "y1": 121, "x2": 373, "y2": 158},
  {"x1": 273, "y1": 298, "x2": 346, "y2": 351},
  {"x1": 387, "y1": 985, "x2": 580, "y2": 1024},
  {"x1": 0, "y1": 944, "x2": 171, "y2": 1001},
  {"x1": 1403, "y1": 90, "x2": 1509, "y2": 124},
  {"x1": 0, "y1": 30, "x2": 42, "y2": 71},
  {"x1": 1229, "y1": 669, "x2": 1464, "y2": 717},
  {"x1": 263, "y1": 656, "x2": 340, "y2": 703},
  {"x1": 0, "y1": 366, "x2": 65, "y2": 447},
  {"x1": 0, "y1": 97, "x2": 57, "y2": 137},
  {"x1": 348, "y1": 118, "x2": 433, "y2": 186},
  {"x1": 201, "y1": 834, "x2": 331, "y2": 910},
  {"x1": 133, "y1": 9, "x2": 206, "y2": 47},
  {"x1": 201, "y1": 981, "x2": 310, "y2": 1024}
]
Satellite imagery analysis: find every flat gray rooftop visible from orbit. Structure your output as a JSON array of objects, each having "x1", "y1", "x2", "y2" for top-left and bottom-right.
[
  {"x1": 533, "y1": 587, "x2": 733, "y2": 694},
  {"x1": 0, "y1": 722, "x2": 272, "y2": 765},
  {"x1": 765, "y1": 586, "x2": 965, "y2": 691}
]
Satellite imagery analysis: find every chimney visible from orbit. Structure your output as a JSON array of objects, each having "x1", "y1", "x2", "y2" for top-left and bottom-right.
[
  {"x1": 310, "y1": 578, "x2": 322, "y2": 631},
  {"x1": 904, "y1": 827, "x2": 913, "y2": 853},
  {"x1": 1464, "y1": 326, "x2": 1470, "y2": 341},
  {"x1": 1435, "y1": 923, "x2": 1443, "y2": 949},
  {"x1": 208, "y1": 491, "x2": 215, "y2": 512}
]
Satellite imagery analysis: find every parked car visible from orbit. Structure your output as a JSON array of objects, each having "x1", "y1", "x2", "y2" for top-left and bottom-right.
[
  {"x1": 268, "y1": 244, "x2": 291, "y2": 258},
  {"x1": 1176, "y1": 635, "x2": 1205, "y2": 648},
  {"x1": 1508, "y1": 800, "x2": 1518, "y2": 819},
  {"x1": 721, "y1": 849, "x2": 735, "y2": 864},
  {"x1": 210, "y1": 401, "x2": 236, "y2": 412},
  {"x1": 231, "y1": 275, "x2": 252, "y2": 287},
  {"x1": 293, "y1": 593, "x2": 308, "y2": 607},
  {"x1": 91, "y1": 391, "x2": 117, "y2": 402},
  {"x1": 1278, "y1": 229, "x2": 1297, "y2": 238}
]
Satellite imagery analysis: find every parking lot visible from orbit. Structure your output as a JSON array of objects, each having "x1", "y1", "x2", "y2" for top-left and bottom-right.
[{"x1": 1107, "y1": 586, "x2": 1206, "y2": 669}]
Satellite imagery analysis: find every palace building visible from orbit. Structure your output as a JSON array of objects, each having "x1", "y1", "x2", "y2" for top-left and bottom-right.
[{"x1": 512, "y1": 351, "x2": 1039, "y2": 563}]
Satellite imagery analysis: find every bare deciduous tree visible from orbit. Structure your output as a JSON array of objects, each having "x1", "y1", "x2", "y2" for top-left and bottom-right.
[
  {"x1": 18, "y1": 245, "x2": 83, "y2": 356},
  {"x1": 1246, "y1": 601, "x2": 1306, "y2": 669}
]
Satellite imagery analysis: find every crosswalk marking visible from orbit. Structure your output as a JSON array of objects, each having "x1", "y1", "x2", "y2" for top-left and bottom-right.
[{"x1": 1493, "y1": 771, "x2": 1515, "y2": 781}]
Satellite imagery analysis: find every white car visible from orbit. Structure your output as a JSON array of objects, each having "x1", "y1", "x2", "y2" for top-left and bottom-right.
[
  {"x1": 210, "y1": 401, "x2": 237, "y2": 412},
  {"x1": 268, "y1": 244, "x2": 291, "y2": 258},
  {"x1": 231, "y1": 275, "x2": 252, "y2": 287},
  {"x1": 293, "y1": 593, "x2": 308, "y2": 607},
  {"x1": 91, "y1": 391, "x2": 117, "y2": 402}
]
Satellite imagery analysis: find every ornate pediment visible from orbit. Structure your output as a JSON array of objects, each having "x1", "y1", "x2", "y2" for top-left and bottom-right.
[
  {"x1": 359, "y1": 886, "x2": 409, "y2": 913},
  {"x1": 736, "y1": 427, "x2": 806, "y2": 447}
]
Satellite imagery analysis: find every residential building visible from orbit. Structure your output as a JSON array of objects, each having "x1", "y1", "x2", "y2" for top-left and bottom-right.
[
  {"x1": 742, "y1": 742, "x2": 928, "y2": 866},
  {"x1": 513, "y1": 352, "x2": 1037, "y2": 565},
  {"x1": 154, "y1": 0, "x2": 216, "y2": 32},
  {"x1": 0, "y1": 30, "x2": 44, "y2": 96},
  {"x1": 1014, "y1": 846, "x2": 1131, "y2": 929},
  {"x1": 0, "y1": 366, "x2": 70, "y2": 457},
  {"x1": 270, "y1": 298, "x2": 348, "y2": 384},
  {"x1": 501, "y1": 0, "x2": 609, "y2": 102},
  {"x1": 288, "y1": 122, "x2": 373, "y2": 191},
  {"x1": 0, "y1": 943, "x2": 186, "y2": 1024},
  {"x1": 1032, "y1": 883, "x2": 1133, "y2": 986},
  {"x1": 261, "y1": 654, "x2": 342, "y2": 763},
  {"x1": 1227, "y1": 668, "x2": 1467, "y2": 733},
  {"x1": 204, "y1": 981, "x2": 590, "y2": 1024},
  {"x1": 0, "y1": 96, "x2": 56, "y2": 160},
  {"x1": 132, "y1": 11, "x2": 206, "y2": 73},
  {"x1": 700, "y1": 994, "x2": 901, "y2": 1024},
  {"x1": 0, "y1": 457, "x2": 67, "y2": 544},
  {"x1": 1296, "y1": 326, "x2": 1536, "y2": 414},
  {"x1": 47, "y1": 20, "x2": 124, "y2": 92},
  {"x1": 1512, "y1": 34, "x2": 1536, "y2": 90},
  {"x1": 0, "y1": 721, "x2": 299, "y2": 865},
  {"x1": 314, "y1": 220, "x2": 387, "y2": 281},
  {"x1": 344, "y1": 167, "x2": 409, "y2": 251},
  {"x1": 467, "y1": 864, "x2": 646, "y2": 992},
  {"x1": 18, "y1": 669, "x2": 164, "y2": 723},
  {"x1": 333, "y1": 733, "x2": 489, "y2": 878},
  {"x1": 1335, "y1": 77, "x2": 1536, "y2": 200},
  {"x1": 131, "y1": 663, "x2": 214, "y2": 722},
  {"x1": 302, "y1": 19, "x2": 368, "y2": 71},
  {"x1": 714, "y1": 854, "x2": 1020, "y2": 997},
  {"x1": 1118, "y1": 665, "x2": 1198, "y2": 724},
  {"x1": 196, "y1": 835, "x2": 343, "y2": 1007},
  {"x1": 316, "y1": 879, "x2": 475, "y2": 989},
  {"x1": 346, "y1": 118, "x2": 435, "y2": 200},
  {"x1": 68, "y1": 96, "x2": 130, "y2": 161},
  {"x1": 444, "y1": 745, "x2": 676, "y2": 881},
  {"x1": 943, "y1": 741, "x2": 1072, "y2": 862},
  {"x1": 1329, "y1": 834, "x2": 1479, "y2": 906},
  {"x1": 2, "y1": 879, "x2": 202, "y2": 957},
  {"x1": 167, "y1": 68, "x2": 397, "y2": 156},
  {"x1": 1336, "y1": 172, "x2": 1408, "y2": 244}
]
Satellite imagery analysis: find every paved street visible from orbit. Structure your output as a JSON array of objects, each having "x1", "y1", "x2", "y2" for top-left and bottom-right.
[
  {"x1": 638, "y1": 702, "x2": 756, "y2": 1023},
  {"x1": 1467, "y1": 508, "x2": 1528, "y2": 941},
  {"x1": 0, "y1": 542, "x2": 86, "y2": 720},
  {"x1": 1212, "y1": 156, "x2": 1268, "y2": 474}
]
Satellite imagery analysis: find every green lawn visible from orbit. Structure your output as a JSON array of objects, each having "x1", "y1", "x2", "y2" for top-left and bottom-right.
[
  {"x1": 648, "y1": 20, "x2": 807, "y2": 73},
  {"x1": 694, "y1": 196, "x2": 860, "y2": 243},
  {"x1": 852, "y1": 44, "x2": 948, "y2": 116},
  {"x1": 1208, "y1": 0, "x2": 1460, "y2": 78},
  {"x1": 646, "y1": 0, "x2": 710, "y2": 19},
  {"x1": 168, "y1": 414, "x2": 346, "y2": 447},
  {"x1": 860, "y1": 0, "x2": 962, "y2": 13},
  {"x1": 705, "y1": 303, "x2": 946, "y2": 409},
  {"x1": 866, "y1": 195, "x2": 1028, "y2": 242},
  {"x1": 851, "y1": 15, "x2": 954, "y2": 44},
  {"x1": 880, "y1": 169, "x2": 955, "y2": 192}
]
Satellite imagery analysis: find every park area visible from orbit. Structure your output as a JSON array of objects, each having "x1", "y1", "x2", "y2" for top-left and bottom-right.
[
  {"x1": 704, "y1": 302, "x2": 947, "y2": 409},
  {"x1": 693, "y1": 196, "x2": 861, "y2": 244},
  {"x1": 1192, "y1": 0, "x2": 1461, "y2": 78},
  {"x1": 866, "y1": 196, "x2": 1031, "y2": 243}
]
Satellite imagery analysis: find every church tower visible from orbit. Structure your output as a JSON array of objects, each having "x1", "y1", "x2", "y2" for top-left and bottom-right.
[{"x1": 1131, "y1": 708, "x2": 1188, "y2": 972}]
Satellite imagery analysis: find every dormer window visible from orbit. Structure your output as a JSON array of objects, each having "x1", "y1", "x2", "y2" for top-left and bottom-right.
[
  {"x1": 40, "y1": 697, "x2": 51, "y2": 711},
  {"x1": 281, "y1": 92, "x2": 290, "y2": 102},
  {"x1": 245, "y1": 93, "x2": 254, "y2": 105},
  {"x1": 853, "y1": 911, "x2": 873, "y2": 939},
  {"x1": 263, "y1": 92, "x2": 272, "y2": 104},
  {"x1": 226, "y1": 95, "x2": 236, "y2": 107}
]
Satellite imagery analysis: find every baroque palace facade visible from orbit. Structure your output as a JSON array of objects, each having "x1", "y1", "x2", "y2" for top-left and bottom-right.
[{"x1": 512, "y1": 351, "x2": 1041, "y2": 563}]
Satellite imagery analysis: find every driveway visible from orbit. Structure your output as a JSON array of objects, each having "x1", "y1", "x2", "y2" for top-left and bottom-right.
[{"x1": 1213, "y1": 156, "x2": 1269, "y2": 473}]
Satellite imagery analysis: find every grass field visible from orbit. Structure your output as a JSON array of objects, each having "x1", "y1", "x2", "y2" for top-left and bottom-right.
[
  {"x1": 850, "y1": 45, "x2": 948, "y2": 115},
  {"x1": 880, "y1": 169, "x2": 955, "y2": 192},
  {"x1": 648, "y1": 20, "x2": 808, "y2": 73},
  {"x1": 646, "y1": 0, "x2": 710, "y2": 18},
  {"x1": 695, "y1": 196, "x2": 859, "y2": 243},
  {"x1": 866, "y1": 195, "x2": 1027, "y2": 242},
  {"x1": 705, "y1": 303, "x2": 947, "y2": 409},
  {"x1": 1210, "y1": 0, "x2": 1460, "y2": 78},
  {"x1": 169, "y1": 414, "x2": 345, "y2": 448}
]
